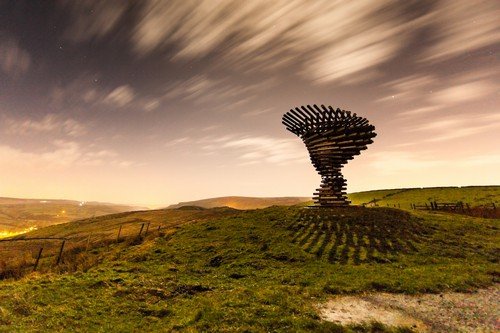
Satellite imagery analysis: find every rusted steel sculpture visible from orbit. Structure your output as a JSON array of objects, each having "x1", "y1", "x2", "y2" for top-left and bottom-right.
[{"x1": 282, "y1": 105, "x2": 376, "y2": 207}]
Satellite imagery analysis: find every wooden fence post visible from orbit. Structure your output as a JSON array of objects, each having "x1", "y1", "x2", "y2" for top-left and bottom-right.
[
  {"x1": 138, "y1": 223, "x2": 145, "y2": 237},
  {"x1": 33, "y1": 247, "x2": 43, "y2": 272},
  {"x1": 116, "y1": 225, "x2": 122, "y2": 242},
  {"x1": 145, "y1": 222, "x2": 150, "y2": 235},
  {"x1": 85, "y1": 233, "x2": 92, "y2": 252},
  {"x1": 56, "y1": 240, "x2": 66, "y2": 265}
]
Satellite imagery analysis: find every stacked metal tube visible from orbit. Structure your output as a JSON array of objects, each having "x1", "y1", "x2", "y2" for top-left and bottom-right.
[{"x1": 282, "y1": 104, "x2": 376, "y2": 207}]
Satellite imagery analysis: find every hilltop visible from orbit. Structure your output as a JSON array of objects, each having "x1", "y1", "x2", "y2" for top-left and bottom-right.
[
  {"x1": 167, "y1": 196, "x2": 311, "y2": 209},
  {"x1": 348, "y1": 185, "x2": 500, "y2": 208}
]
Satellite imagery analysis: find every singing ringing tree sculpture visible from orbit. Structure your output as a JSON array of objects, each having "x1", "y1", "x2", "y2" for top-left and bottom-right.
[{"x1": 282, "y1": 105, "x2": 376, "y2": 207}]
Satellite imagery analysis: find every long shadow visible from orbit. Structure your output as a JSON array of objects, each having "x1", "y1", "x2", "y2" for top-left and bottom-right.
[{"x1": 287, "y1": 207, "x2": 431, "y2": 265}]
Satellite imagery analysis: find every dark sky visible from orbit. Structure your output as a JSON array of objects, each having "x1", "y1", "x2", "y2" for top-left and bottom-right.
[{"x1": 0, "y1": 0, "x2": 499, "y2": 206}]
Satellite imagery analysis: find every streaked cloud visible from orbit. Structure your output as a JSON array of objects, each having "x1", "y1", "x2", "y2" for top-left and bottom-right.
[
  {"x1": 193, "y1": 135, "x2": 308, "y2": 166},
  {"x1": 0, "y1": 37, "x2": 31, "y2": 77},
  {"x1": 421, "y1": 0, "x2": 500, "y2": 62},
  {"x1": 409, "y1": 112, "x2": 500, "y2": 142},
  {"x1": 131, "y1": 1, "x2": 417, "y2": 84},
  {"x1": 4, "y1": 114, "x2": 87, "y2": 137},
  {"x1": 60, "y1": 0, "x2": 127, "y2": 42},
  {"x1": 430, "y1": 80, "x2": 497, "y2": 105},
  {"x1": 0, "y1": 140, "x2": 133, "y2": 170},
  {"x1": 104, "y1": 85, "x2": 135, "y2": 107}
]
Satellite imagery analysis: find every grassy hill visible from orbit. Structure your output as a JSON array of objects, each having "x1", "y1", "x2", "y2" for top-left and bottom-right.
[
  {"x1": 0, "y1": 197, "x2": 141, "y2": 236},
  {"x1": 167, "y1": 196, "x2": 311, "y2": 209},
  {"x1": 0, "y1": 199, "x2": 498, "y2": 331},
  {"x1": 347, "y1": 186, "x2": 500, "y2": 209}
]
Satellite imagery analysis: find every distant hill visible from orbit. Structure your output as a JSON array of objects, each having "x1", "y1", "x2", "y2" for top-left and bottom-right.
[
  {"x1": 167, "y1": 196, "x2": 311, "y2": 210},
  {"x1": 0, "y1": 197, "x2": 142, "y2": 235},
  {"x1": 167, "y1": 186, "x2": 500, "y2": 210}
]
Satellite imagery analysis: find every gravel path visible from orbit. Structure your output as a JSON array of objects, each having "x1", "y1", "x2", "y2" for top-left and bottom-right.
[{"x1": 319, "y1": 284, "x2": 499, "y2": 332}]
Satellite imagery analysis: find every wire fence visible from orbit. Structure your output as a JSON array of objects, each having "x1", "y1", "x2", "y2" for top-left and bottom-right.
[{"x1": 0, "y1": 221, "x2": 167, "y2": 279}]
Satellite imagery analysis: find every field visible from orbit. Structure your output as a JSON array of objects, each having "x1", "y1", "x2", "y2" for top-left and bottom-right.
[{"x1": 0, "y1": 187, "x2": 498, "y2": 332}]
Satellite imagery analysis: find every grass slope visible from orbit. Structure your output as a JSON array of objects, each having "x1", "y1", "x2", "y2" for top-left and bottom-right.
[{"x1": 0, "y1": 204, "x2": 498, "y2": 332}]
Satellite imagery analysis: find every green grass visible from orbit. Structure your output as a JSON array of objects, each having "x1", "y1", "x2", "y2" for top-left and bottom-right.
[
  {"x1": 348, "y1": 186, "x2": 500, "y2": 208},
  {"x1": 0, "y1": 204, "x2": 498, "y2": 332}
]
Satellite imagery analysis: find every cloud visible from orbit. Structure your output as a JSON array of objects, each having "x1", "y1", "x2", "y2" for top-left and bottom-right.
[
  {"x1": 143, "y1": 99, "x2": 160, "y2": 112},
  {"x1": 103, "y1": 85, "x2": 135, "y2": 107},
  {"x1": 381, "y1": 70, "x2": 498, "y2": 116},
  {"x1": 0, "y1": 140, "x2": 133, "y2": 170},
  {"x1": 130, "y1": 0, "x2": 420, "y2": 84},
  {"x1": 59, "y1": 0, "x2": 499, "y2": 86},
  {"x1": 162, "y1": 75, "x2": 273, "y2": 109},
  {"x1": 370, "y1": 151, "x2": 445, "y2": 173},
  {"x1": 60, "y1": 0, "x2": 128, "y2": 42},
  {"x1": 218, "y1": 135, "x2": 307, "y2": 165},
  {"x1": 379, "y1": 74, "x2": 437, "y2": 102},
  {"x1": 4, "y1": 114, "x2": 87, "y2": 137},
  {"x1": 0, "y1": 38, "x2": 31, "y2": 77},
  {"x1": 421, "y1": 0, "x2": 500, "y2": 62},
  {"x1": 49, "y1": 72, "x2": 102, "y2": 109},
  {"x1": 408, "y1": 112, "x2": 500, "y2": 142},
  {"x1": 430, "y1": 80, "x2": 497, "y2": 105}
]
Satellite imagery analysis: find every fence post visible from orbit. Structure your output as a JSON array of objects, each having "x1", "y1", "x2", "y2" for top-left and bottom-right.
[
  {"x1": 85, "y1": 233, "x2": 92, "y2": 252},
  {"x1": 33, "y1": 247, "x2": 43, "y2": 272},
  {"x1": 56, "y1": 240, "x2": 66, "y2": 265},
  {"x1": 145, "y1": 222, "x2": 150, "y2": 235},
  {"x1": 116, "y1": 225, "x2": 122, "y2": 242},
  {"x1": 492, "y1": 203, "x2": 496, "y2": 210},
  {"x1": 138, "y1": 223, "x2": 145, "y2": 237}
]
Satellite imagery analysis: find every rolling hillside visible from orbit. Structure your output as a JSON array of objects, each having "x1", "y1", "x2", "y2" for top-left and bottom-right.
[
  {"x1": 0, "y1": 197, "x2": 142, "y2": 236},
  {"x1": 0, "y1": 202, "x2": 498, "y2": 332}
]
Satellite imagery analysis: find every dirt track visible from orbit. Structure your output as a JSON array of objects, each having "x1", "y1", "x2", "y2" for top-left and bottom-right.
[{"x1": 319, "y1": 284, "x2": 499, "y2": 332}]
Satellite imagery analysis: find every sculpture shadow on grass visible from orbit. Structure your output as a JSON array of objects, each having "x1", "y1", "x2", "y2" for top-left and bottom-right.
[{"x1": 287, "y1": 207, "x2": 431, "y2": 265}]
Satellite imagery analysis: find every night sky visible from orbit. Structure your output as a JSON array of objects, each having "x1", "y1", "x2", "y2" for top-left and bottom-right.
[{"x1": 1, "y1": 1, "x2": 499, "y2": 206}]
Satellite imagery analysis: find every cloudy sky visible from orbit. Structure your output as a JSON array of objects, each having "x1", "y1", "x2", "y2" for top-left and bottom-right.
[{"x1": 0, "y1": 0, "x2": 499, "y2": 206}]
